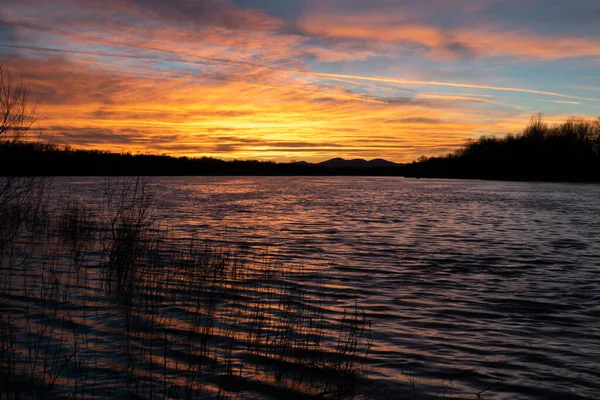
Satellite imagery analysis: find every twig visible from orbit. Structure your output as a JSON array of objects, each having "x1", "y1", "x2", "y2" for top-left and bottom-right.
[
  {"x1": 476, "y1": 377, "x2": 508, "y2": 398},
  {"x1": 45, "y1": 349, "x2": 78, "y2": 395}
]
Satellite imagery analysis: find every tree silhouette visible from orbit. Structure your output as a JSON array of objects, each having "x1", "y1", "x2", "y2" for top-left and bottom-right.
[{"x1": 405, "y1": 114, "x2": 600, "y2": 182}]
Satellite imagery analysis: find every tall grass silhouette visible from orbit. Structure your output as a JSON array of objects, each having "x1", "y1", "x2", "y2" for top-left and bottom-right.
[{"x1": 0, "y1": 175, "x2": 374, "y2": 399}]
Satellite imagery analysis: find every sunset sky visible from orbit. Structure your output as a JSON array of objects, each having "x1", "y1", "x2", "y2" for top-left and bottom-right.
[{"x1": 1, "y1": 0, "x2": 599, "y2": 162}]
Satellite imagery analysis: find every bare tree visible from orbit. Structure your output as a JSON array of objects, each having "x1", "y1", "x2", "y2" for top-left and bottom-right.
[{"x1": 0, "y1": 64, "x2": 37, "y2": 145}]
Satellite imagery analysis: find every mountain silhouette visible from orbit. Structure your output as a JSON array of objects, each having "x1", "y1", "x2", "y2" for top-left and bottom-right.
[{"x1": 317, "y1": 158, "x2": 399, "y2": 168}]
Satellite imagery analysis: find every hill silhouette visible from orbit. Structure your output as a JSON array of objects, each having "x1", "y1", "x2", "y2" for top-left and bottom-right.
[{"x1": 317, "y1": 158, "x2": 399, "y2": 168}]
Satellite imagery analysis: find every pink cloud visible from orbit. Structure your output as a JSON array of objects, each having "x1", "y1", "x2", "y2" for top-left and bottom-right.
[{"x1": 298, "y1": 11, "x2": 600, "y2": 60}]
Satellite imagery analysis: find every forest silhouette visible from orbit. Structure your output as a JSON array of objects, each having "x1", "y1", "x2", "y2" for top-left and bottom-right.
[{"x1": 403, "y1": 114, "x2": 600, "y2": 182}]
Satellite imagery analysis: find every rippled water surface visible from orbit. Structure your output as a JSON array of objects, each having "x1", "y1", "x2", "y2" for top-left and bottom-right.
[
  {"x1": 157, "y1": 177, "x2": 600, "y2": 398},
  {"x1": 7, "y1": 177, "x2": 600, "y2": 399}
]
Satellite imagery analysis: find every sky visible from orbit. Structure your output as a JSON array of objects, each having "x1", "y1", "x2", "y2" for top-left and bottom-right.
[{"x1": 1, "y1": 0, "x2": 599, "y2": 162}]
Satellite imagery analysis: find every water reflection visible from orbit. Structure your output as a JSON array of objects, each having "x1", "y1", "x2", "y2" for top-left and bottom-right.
[{"x1": 2, "y1": 177, "x2": 600, "y2": 399}]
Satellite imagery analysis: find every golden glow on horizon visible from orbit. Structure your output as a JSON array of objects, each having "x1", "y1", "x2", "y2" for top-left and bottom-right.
[
  {"x1": 2, "y1": 0, "x2": 599, "y2": 162},
  {"x1": 21, "y1": 58, "x2": 599, "y2": 162}
]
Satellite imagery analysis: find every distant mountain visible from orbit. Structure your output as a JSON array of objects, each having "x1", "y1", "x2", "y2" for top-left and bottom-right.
[{"x1": 317, "y1": 158, "x2": 400, "y2": 168}]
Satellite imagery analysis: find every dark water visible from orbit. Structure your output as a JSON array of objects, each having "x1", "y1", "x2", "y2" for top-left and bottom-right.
[
  {"x1": 10, "y1": 177, "x2": 600, "y2": 399},
  {"x1": 151, "y1": 177, "x2": 600, "y2": 399}
]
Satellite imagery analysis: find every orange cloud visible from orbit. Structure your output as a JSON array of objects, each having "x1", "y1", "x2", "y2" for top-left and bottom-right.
[
  {"x1": 4, "y1": 46, "x2": 595, "y2": 162},
  {"x1": 3, "y1": 53, "x2": 516, "y2": 162}
]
